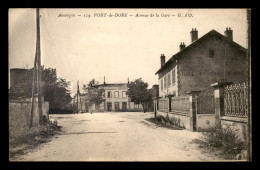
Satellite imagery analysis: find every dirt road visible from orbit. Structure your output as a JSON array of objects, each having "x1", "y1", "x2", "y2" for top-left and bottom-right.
[{"x1": 13, "y1": 112, "x2": 223, "y2": 161}]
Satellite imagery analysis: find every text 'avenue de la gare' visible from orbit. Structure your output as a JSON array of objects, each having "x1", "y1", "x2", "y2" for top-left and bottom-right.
[{"x1": 57, "y1": 13, "x2": 193, "y2": 18}]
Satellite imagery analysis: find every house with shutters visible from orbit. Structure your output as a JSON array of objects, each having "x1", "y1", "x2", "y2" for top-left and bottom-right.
[{"x1": 155, "y1": 28, "x2": 248, "y2": 98}]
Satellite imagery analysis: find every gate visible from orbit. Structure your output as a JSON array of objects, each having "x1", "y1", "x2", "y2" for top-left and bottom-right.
[{"x1": 197, "y1": 91, "x2": 215, "y2": 115}]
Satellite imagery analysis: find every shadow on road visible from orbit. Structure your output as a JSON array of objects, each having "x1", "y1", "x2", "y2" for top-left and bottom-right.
[{"x1": 63, "y1": 131, "x2": 117, "y2": 135}]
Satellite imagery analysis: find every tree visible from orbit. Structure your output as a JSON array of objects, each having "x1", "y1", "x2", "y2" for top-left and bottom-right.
[
  {"x1": 126, "y1": 78, "x2": 153, "y2": 113},
  {"x1": 43, "y1": 78, "x2": 72, "y2": 112},
  {"x1": 83, "y1": 79, "x2": 105, "y2": 112},
  {"x1": 9, "y1": 66, "x2": 72, "y2": 113}
]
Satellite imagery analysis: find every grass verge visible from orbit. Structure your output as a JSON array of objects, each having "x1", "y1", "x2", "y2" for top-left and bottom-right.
[
  {"x1": 9, "y1": 119, "x2": 62, "y2": 160},
  {"x1": 191, "y1": 123, "x2": 248, "y2": 160}
]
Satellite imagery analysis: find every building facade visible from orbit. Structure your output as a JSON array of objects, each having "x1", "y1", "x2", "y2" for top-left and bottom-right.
[
  {"x1": 155, "y1": 28, "x2": 248, "y2": 98},
  {"x1": 102, "y1": 83, "x2": 130, "y2": 111},
  {"x1": 71, "y1": 82, "x2": 156, "y2": 113}
]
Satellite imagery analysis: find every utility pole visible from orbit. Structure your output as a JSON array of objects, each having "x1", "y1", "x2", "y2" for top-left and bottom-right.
[
  {"x1": 30, "y1": 8, "x2": 43, "y2": 127},
  {"x1": 77, "y1": 80, "x2": 79, "y2": 114},
  {"x1": 29, "y1": 43, "x2": 38, "y2": 129},
  {"x1": 36, "y1": 8, "x2": 43, "y2": 125}
]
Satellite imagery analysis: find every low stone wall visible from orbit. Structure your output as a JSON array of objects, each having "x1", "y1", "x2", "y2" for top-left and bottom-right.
[
  {"x1": 196, "y1": 114, "x2": 216, "y2": 131},
  {"x1": 169, "y1": 112, "x2": 191, "y2": 130},
  {"x1": 9, "y1": 100, "x2": 49, "y2": 139},
  {"x1": 157, "y1": 111, "x2": 192, "y2": 130},
  {"x1": 220, "y1": 116, "x2": 248, "y2": 142},
  {"x1": 157, "y1": 111, "x2": 217, "y2": 132}
]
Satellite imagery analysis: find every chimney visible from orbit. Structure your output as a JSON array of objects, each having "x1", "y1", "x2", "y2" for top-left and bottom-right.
[
  {"x1": 160, "y1": 54, "x2": 165, "y2": 68},
  {"x1": 190, "y1": 28, "x2": 198, "y2": 42},
  {"x1": 127, "y1": 77, "x2": 129, "y2": 84},
  {"x1": 179, "y1": 42, "x2": 186, "y2": 51},
  {"x1": 104, "y1": 76, "x2": 106, "y2": 85},
  {"x1": 224, "y1": 27, "x2": 233, "y2": 41}
]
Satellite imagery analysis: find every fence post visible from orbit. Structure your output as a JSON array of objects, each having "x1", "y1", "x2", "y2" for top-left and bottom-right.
[
  {"x1": 153, "y1": 97, "x2": 158, "y2": 118},
  {"x1": 211, "y1": 82, "x2": 233, "y2": 126},
  {"x1": 167, "y1": 95, "x2": 174, "y2": 112},
  {"x1": 187, "y1": 91, "x2": 201, "y2": 132}
]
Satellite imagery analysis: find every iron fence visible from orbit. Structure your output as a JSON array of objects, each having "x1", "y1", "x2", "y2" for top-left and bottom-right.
[{"x1": 224, "y1": 83, "x2": 248, "y2": 117}]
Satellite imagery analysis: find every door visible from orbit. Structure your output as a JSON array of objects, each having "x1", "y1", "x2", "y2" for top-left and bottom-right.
[
  {"x1": 115, "y1": 102, "x2": 120, "y2": 111},
  {"x1": 122, "y1": 102, "x2": 127, "y2": 111},
  {"x1": 85, "y1": 103, "x2": 89, "y2": 112},
  {"x1": 107, "y1": 102, "x2": 112, "y2": 111}
]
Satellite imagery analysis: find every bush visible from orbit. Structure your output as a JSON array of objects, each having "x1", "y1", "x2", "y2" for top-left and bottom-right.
[
  {"x1": 9, "y1": 119, "x2": 61, "y2": 160},
  {"x1": 202, "y1": 123, "x2": 247, "y2": 156},
  {"x1": 10, "y1": 119, "x2": 60, "y2": 147}
]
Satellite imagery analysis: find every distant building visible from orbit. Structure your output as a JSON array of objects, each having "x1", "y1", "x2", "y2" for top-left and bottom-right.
[
  {"x1": 9, "y1": 68, "x2": 29, "y2": 89},
  {"x1": 155, "y1": 28, "x2": 248, "y2": 98},
  {"x1": 71, "y1": 80, "x2": 157, "y2": 113}
]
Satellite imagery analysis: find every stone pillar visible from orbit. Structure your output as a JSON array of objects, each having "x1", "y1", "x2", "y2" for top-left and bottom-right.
[
  {"x1": 167, "y1": 95, "x2": 174, "y2": 112},
  {"x1": 187, "y1": 91, "x2": 201, "y2": 132},
  {"x1": 153, "y1": 97, "x2": 159, "y2": 118},
  {"x1": 168, "y1": 96, "x2": 171, "y2": 112},
  {"x1": 153, "y1": 98, "x2": 156, "y2": 117},
  {"x1": 211, "y1": 82, "x2": 232, "y2": 126}
]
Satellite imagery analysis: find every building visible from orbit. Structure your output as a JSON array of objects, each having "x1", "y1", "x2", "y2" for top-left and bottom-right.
[
  {"x1": 155, "y1": 28, "x2": 248, "y2": 98},
  {"x1": 97, "y1": 83, "x2": 132, "y2": 112},
  {"x1": 9, "y1": 68, "x2": 29, "y2": 89},
  {"x1": 71, "y1": 80, "x2": 157, "y2": 113}
]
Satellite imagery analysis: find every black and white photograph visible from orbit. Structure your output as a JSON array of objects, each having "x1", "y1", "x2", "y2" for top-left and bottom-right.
[{"x1": 8, "y1": 8, "x2": 251, "y2": 162}]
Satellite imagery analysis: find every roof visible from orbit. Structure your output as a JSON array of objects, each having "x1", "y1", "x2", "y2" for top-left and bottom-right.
[
  {"x1": 10, "y1": 68, "x2": 28, "y2": 72},
  {"x1": 155, "y1": 29, "x2": 247, "y2": 75},
  {"x1": 97, "y1": 83, "x2": 127, "y2": 87}
]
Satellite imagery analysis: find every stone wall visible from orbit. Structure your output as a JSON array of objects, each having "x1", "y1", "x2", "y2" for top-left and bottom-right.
[
  {"x1": 9, "y1": 100, "x2": 49, "y2": 139},
  {"x1": 220, "y1": 116, "x2": 248, "y2": 142},
  {"x1": 157, "y1": 111, "x2": 192, "y2": 130},
  {"x1": 196, "y1": 114, "x2": 216, "y2": 131}
]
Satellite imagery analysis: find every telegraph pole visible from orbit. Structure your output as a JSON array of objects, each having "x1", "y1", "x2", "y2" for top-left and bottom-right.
[
  {"x1": 29, "y1": 44, "x2": 38, "y2": 128},
  {"x1": 36, "y1": 8, "x2": 43, "y2": 125},
  {"x1": 30, "y1": 8, "x2": 43, "y2": 127},
  {"x1": 76, "y1": 80, "x2": 83, "y2": 114},
  {"x1": 77, "y1": 80, "x2": 79, "y2": 114}
]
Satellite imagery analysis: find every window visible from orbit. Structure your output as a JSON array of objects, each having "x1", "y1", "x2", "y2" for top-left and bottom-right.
[
  {"x1": 164, "y1": 76, "x2": 167, "y2": 89},
  {"x1": 167, "y1": 73, "x2": 171, "y2": 87},
  {"x1": 122, "y1": 91, "x2": 127, "y2": 98},
  {"x1": 134, "y1": 104, "x2": 139, "y2": 109},
  {"x1": 161, "y1": 79, "x2": 163, "y2": 90},
  {"x1": 107, "y1": 91, "x2": 112, "y2": 98},
  {"x1": 209, "y1": 50, "x2": 214, "y2": 58},
  {"x1": 172, "y1": 68, "x2": 176, "y2": 85},
  {"x1": 115, "y1": 91, "x2": 119, "y2": 98}
]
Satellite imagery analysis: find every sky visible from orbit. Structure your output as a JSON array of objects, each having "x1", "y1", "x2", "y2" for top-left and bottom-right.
[{"x1": 8, "y1": 8, "x2": 248, "y2": 96}]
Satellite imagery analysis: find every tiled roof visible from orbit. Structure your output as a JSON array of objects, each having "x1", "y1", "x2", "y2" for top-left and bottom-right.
[{"x1": 155, "y1": 29, "x2": 247, "y2": 75}]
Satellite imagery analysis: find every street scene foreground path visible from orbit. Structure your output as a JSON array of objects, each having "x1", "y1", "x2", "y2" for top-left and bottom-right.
[{"x1": 13, "y1": 112, "x2": 224, "y2": 161}]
